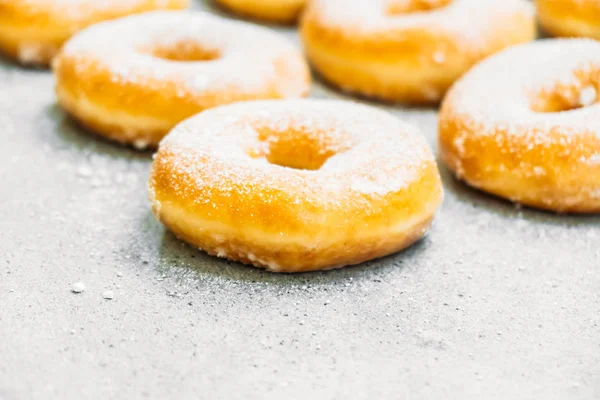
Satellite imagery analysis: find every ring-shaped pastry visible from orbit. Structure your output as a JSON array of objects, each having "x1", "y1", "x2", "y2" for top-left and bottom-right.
[
  {"x1": 439, "y1": 39, "x2": 600, "y2": 213},
  {"x1": 54, "y1": 11, "x2": 310, "y2": 148},
  {"x1": 301, "y1": 0, "x2": 535, "y2": 104},
  {"x1": 149, "y1": 100, "x2": 444, "y2": 272},
  {"x1": 0, "y1": 0, "x2": 188, "y2": 66}
]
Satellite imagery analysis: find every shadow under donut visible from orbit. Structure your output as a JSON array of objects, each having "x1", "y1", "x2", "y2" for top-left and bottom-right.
[
  {"x1": 155, "y1": 219, "x2": 432, "y2": 287},
  {"x1": 46, "y1": 103, "x2": 154, "y2": 160},
  {"x1": 0, "y1": 50, "x2": 48, "y2": 70},
  {"x1": 439, "y1": 164, "x2": 600, "y2": 228}
]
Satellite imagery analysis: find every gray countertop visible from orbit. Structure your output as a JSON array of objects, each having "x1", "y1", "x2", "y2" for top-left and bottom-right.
[{"x1": 1, "y1": 1, "x2": 599, "y2": 399}]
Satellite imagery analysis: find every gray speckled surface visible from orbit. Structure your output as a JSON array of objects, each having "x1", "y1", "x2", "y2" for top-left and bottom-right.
[{"x1": 1, "y1": 2, "x2": 599, "y2": 399}]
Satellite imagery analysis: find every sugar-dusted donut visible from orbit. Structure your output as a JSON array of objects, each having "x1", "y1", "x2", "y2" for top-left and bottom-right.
[
  {"x1": 215, "y1": 0, "x2": 305, "y2": 24},
  {"x1": 536, "y1": 0, "x2": 600, "y2": 40},
  {"x1": 0, "y1": 0, "x2": 188, "y2": 66},
  {"x1": 301, "y1": 0, "x2": 535, "y2": 104},
  {"x1": 439, "y1": 39, "x2": 600, "y2": 213},
  {"x1": 149, "y1": 100, "x2": 443, "y2": 272},
  {"x1": 53, "y1": 11, "x2": 310, "y2": 149}
]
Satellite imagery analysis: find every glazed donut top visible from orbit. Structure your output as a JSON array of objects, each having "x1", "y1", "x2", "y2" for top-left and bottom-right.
[
  {"x1": 443, "y1": 39, "x2": 600, "y2": 143},
  {"x1": 155, "y1": 100, "x2": 437, "y2": 217},
  {"x1": 305, "y1": 0, "x2": 533, "y2": 48},
  {"x1": 58, "y1": 11, "x2": 307, "y2": 98}
]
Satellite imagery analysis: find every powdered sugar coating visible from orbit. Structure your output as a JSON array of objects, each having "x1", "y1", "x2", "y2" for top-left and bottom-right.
[
  {"x1": 446, "y1": 39, "x2": 600, "y2": 141},
  {"x1": 158, "y1": 100, "x2": 436, "y2": 209},
  {"x1": 308, "y1": 0, "x2": 534, "y2": 49},
  {"x1": 60, "y1": 10, "x2": 309, "y2": 96}
]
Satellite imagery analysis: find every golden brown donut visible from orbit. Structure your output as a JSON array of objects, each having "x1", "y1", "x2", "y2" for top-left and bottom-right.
[
  {"x1": 439, "y1": 39, "x2": 600, "y2": 213},
  {"x1": 149, "y1": 100, "x2": 444, "y2": 272},
  {"x1": 53, "y1": 11, "x2": 310, "y2": 149},
  {"x1": 301, "y1": 0, "x2": 536, "y2": 104},
  {"x1": 214, "y1": 0, "x2": 305, "y2": 24},
  {"x1": 536, "y1": 0, "x2": 600, "y2": 40},
  {"x1": 0, "y1": 0, "x2": 188, "y2": 66}
]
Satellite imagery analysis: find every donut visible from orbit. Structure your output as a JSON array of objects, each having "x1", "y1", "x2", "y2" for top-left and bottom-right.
[
  {"x1": 53, "y1": 11, "x2": 310, "y2": 149},
  {"x1": 300, "y1": 0, "x2": 536, "y2": 104},
  {"x1": 149, "y1": 100, "x2": 443, "y2": 272},
  {"x1": 439, "y1": 39, "x2": 600, "y2": 213},
  {"x1": 0, "y1": 0, "x2": 188, "y2": 66},
  {"x1": 214, "y1": 0, "x2": 305, "y2": 24},
  {"x1": 536, "y1": 0, "x2": 600, "y2": 40}
]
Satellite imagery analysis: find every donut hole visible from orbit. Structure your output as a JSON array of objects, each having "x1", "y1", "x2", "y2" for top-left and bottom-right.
[
  {"x1": 386, "y1": 0, "x2": 453, "y2": 15},
  {"x1": 248, "y1": 128, "x2": 350, "y2": 171},
  {"x1": 532, "y1": 84, "x2": 599, "y2": 113},
  {"x1": 265, "y1": 152, "x2": 330, "y2": 170},
  {"x1": 149, "y1": 41, "x2": 221, "y2": 62}
]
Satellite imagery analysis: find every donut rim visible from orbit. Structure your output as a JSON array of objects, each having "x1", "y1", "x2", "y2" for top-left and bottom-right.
[
  {"x1": 213, "y1": 0, "x2": 305, "y2": 24},
  {"x1": 535, "y1": 0, "x2": 600, "y2": 40}
]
